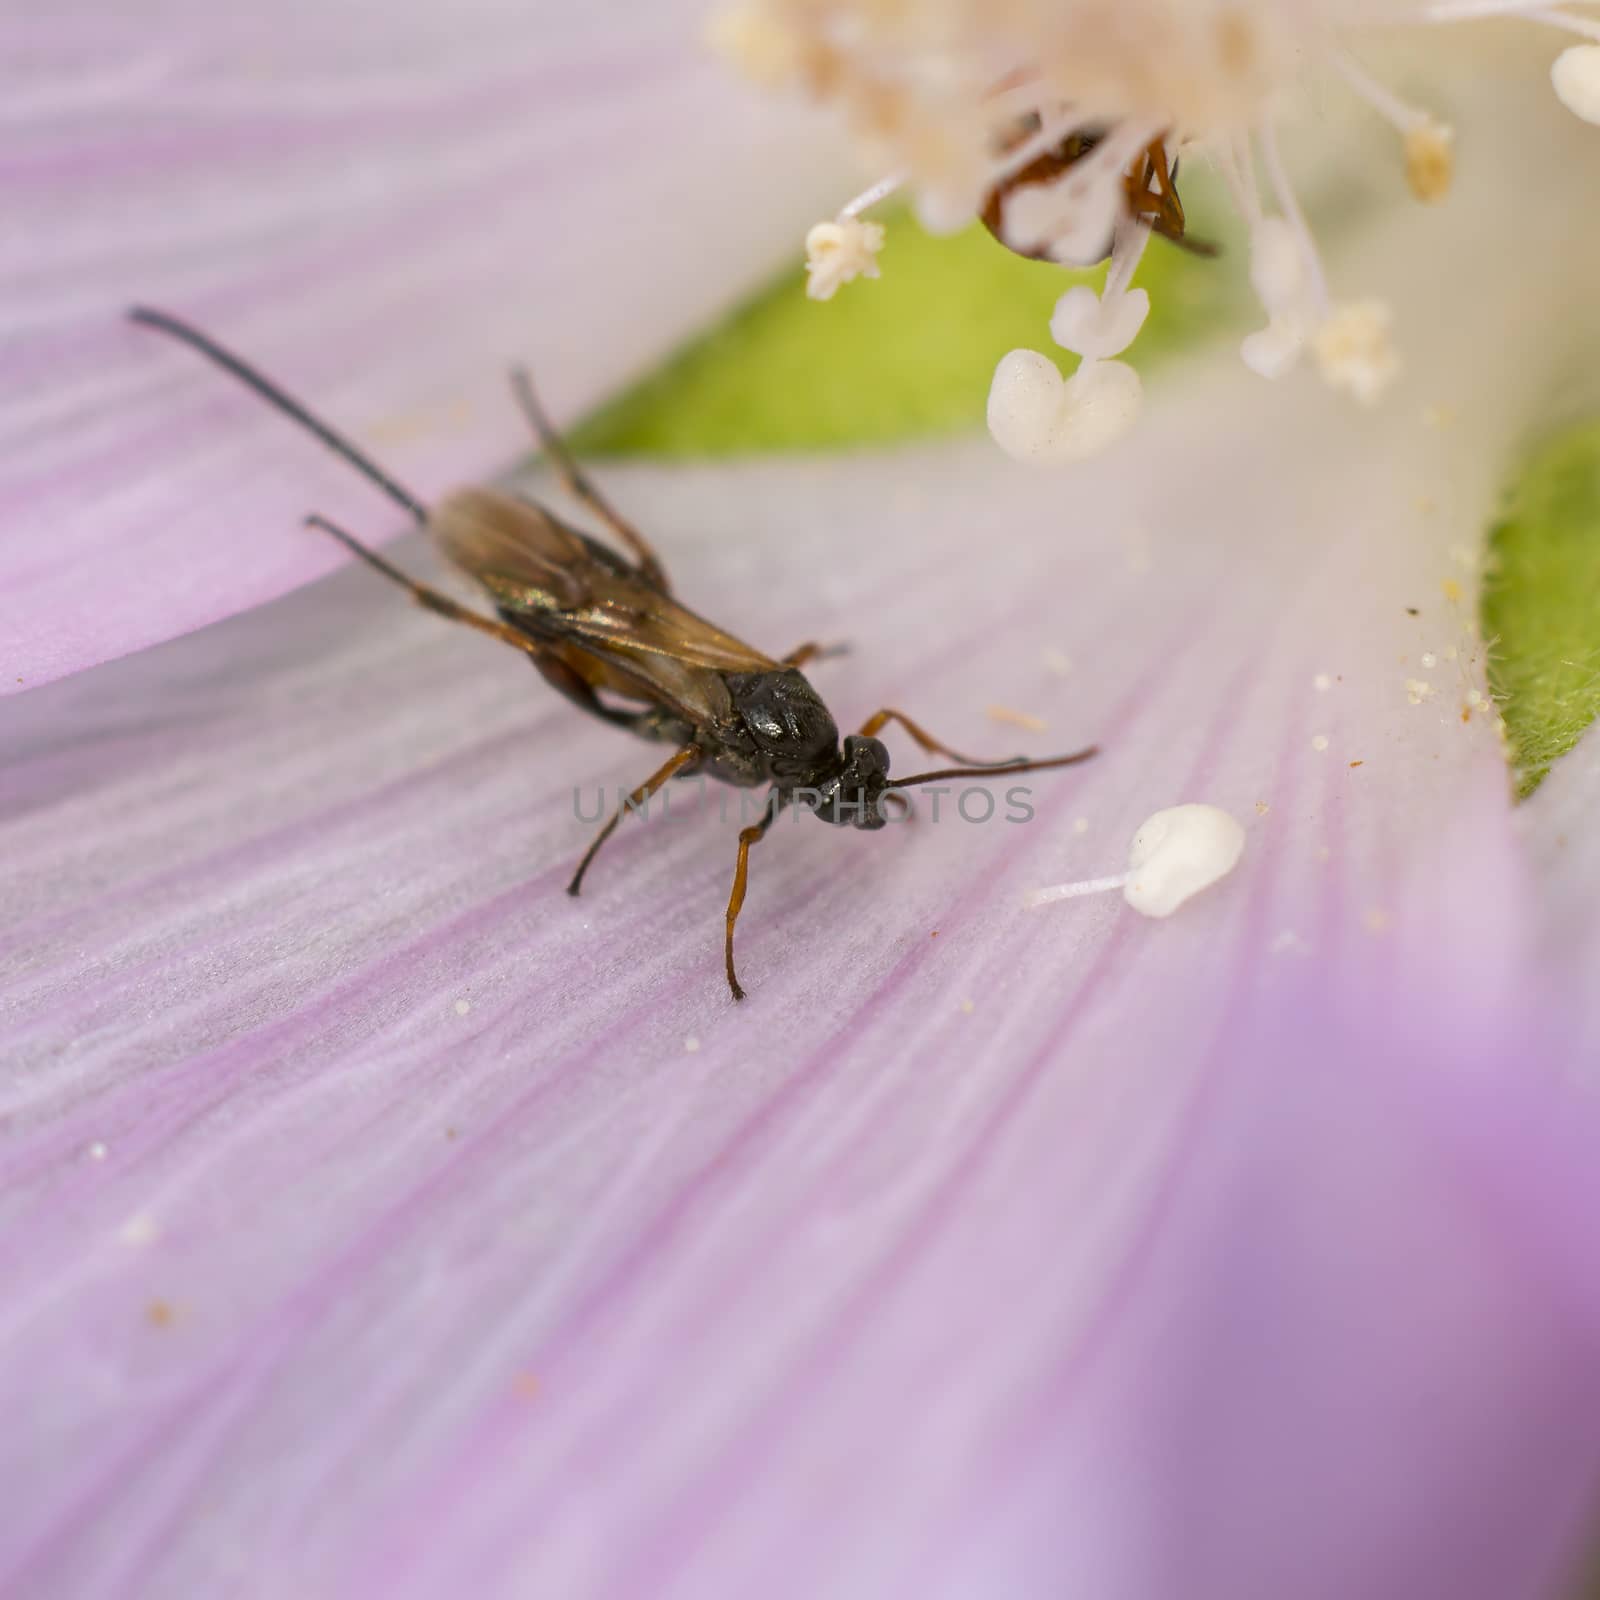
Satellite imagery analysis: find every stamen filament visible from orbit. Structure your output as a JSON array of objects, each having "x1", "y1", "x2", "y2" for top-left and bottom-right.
[
  {"x1": 838, "y1": 173, "x2": 904, "y2": 219},
  {"x1": 1024, "y1": 874, "x2": 1128, "y2": 907}
]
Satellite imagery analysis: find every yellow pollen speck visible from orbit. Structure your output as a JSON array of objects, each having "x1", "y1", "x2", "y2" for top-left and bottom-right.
[
  {"x1": 1072, "y1": 816, "x2": 1090, "y2": 835},
  {"x1": 1405, "y1": 678, "x2": 1435, "y2": 705},
  {"x1": 1311, "y1": 734, "x2": 1330, "y2": 752},
  {"x1": 1404, "y1": 120, "x2": 1454, "y2": 203},
  {"x1": 987, "y1": 703, "x2": 1048, "y2": 733},
  {"x1": 146, "y1": 1300, "x2": 176, "y2": 1328},
  {"x1": 1255, "y1": 800, "x2": 1270, "y2": 815},
  {"x1": 1442, "y1": 577, "x2": 1464, "y2": 603},
  {"x1": 960, "y1": 998, "x2": 975, "y2": 1014},
  {"x1": 1364, "y1": 907, "x2": 1391, "y2": 936}
]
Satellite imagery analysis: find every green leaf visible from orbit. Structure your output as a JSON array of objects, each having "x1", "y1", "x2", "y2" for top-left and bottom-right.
[
  {"x1": 1482, "y1": 420, "x2": 1600, "y2": 798},
  {"x1": 571, "y1": 200, "x2": 1242, "y2": 458}
]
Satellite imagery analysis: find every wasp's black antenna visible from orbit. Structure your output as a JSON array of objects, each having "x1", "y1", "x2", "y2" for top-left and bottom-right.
[
  {"x1": 127, "y1": 307, "x2": 430, "y2": 525},
  {"x1": 887, "y1": 746, "x2": 1098, "y2": 788}
]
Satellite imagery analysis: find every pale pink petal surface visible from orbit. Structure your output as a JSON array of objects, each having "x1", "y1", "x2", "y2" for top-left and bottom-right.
[
  {"x1": 1522, "y1": 724, "x2": 1600, "y2": 1056},
  {"x1": 2, "y1": 0, "x2": 840, "y2": 692},
  {"x1": 5, "y1": 34, "x2": 1600, "y2": 1600}
]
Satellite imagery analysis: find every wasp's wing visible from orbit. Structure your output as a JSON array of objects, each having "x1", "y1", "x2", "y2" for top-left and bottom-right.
[{"x1": 431, "y1": 488, "x2": 777, "y2": 720}]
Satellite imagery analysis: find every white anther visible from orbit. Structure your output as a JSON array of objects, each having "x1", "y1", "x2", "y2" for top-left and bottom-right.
[
  {"x1": 804, "y1": 217, "x2": 886, "y2": 300},
  {"x1": 1552, "y1": 45, "x2": 1600, "y2": 125},
  {"x1": 1025, "y1": 804, "x2": 1246, "y2": 917},
  {"x1": 987, "y1": 352, "x2": 1142, "y2": 464},
  {"x1": 1051, "y1": 284, "x2": 1151, "y2": 361}
]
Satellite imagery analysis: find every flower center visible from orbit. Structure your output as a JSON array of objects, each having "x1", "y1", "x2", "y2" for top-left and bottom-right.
[{"x1": 715, "y1": 0, "x2": 1600, "y2": 460}]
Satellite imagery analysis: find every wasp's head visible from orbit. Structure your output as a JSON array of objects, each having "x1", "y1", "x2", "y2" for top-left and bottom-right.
[{"x1": 804, "y1": 734, "x2": 896, "y2": 829}]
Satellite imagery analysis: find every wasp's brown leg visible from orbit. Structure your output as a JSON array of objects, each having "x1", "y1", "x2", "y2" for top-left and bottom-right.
[
  {"x1": 781, "y1": 641, "x2": 850, "y2": 670},
  {"x1": 567, "y1": 744, "x2": 701, "y2": 898},
  {"x1": 507, "y1": 368, "x2": 670, "y2": 591},
  {"x1": 305, "y1": 515, "x2": 544, "y2": 658},
  {"x1": 857, "y1": 708, "x2": 1023, "y2": 769},
  {"x1": 724, "y1": 791, "x2": 784, "y2": 1001}
]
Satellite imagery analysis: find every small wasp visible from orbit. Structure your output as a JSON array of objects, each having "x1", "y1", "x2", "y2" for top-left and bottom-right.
[
  {"x1": 129, "y1": 309, "x2": 1096, "y2": 998},
  {"x1": 981, "y1": 126, "x2": 1217, "y2": 265}
]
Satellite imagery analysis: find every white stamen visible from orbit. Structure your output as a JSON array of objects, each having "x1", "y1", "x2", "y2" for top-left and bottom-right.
[
  {"x1": 838, "y1": 173, "x2": 904, "y2": 219},
  {"x1": 1025, "y1": 804, "x2": 1246, "y2": 918},
  {"x1": 1259, "y1": 120, "x2": 1329, "y2": 315},
  {"x1": 1327, "y1": 44, "x2": 1457, "y2": 200},
  {"x1": 1050, "y1": 215, "x2": 1153, "y2": 360},
  {"x1": 804, "y1": 217, "x2": 886, "y2": 300},
  {"x1": 1240, "y1": 217, "x2": 1316, "y2": 379},
  {"x1": 987, "y1": 351, "x2": 1142, "y2": 463}
]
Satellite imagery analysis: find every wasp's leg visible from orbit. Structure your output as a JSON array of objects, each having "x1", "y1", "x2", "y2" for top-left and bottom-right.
[
  {"x1": 856, "y1": 708, "x2": 1024, "y2": 769},
  {"x1": 781, "y1": 640, "x2": 851, "y2": 670},
  {"x1": 724, "y1": 790, "x2": 785, "y2": 1001},
  {"x1": 306, "y1": 514, "x2": 545, "y2": 658},
  {"x1": 507, "y1": 368, "x2": 669, "y2": 591},
  {"x1": 567, "y1": 744, "x2": 701, "y2": 897}
]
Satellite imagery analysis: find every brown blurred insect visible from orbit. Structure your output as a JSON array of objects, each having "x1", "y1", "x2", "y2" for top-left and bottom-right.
[
  {"x1": 129, "y1": 308, "x2": 1096, "y2": 999},
  {"x1": 981, "y1": 125, "x2": 1218, "y2": 264}
]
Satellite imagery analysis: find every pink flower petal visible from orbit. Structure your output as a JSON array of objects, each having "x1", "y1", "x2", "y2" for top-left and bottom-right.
[
  {"x1": 1, "y1": 0, "x2": 843, "y2": 693},
  {"x1": 1522, "y1": 723, "x2": 1600, "y2": 1055},
  {"x1": 6, "y1": 376, "x2": 1600, "y2": 1600}
]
